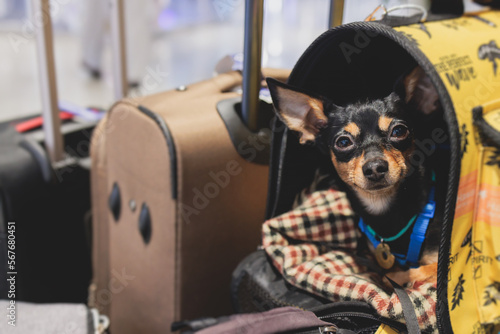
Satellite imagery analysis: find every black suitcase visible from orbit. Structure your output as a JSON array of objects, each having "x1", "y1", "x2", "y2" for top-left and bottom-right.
[
  {"x1": 0, "y1": 119, "x2": 94, "y2": 302},
  {"x1": 0, "y1": 0, "x2": 99, "y2": 303}
]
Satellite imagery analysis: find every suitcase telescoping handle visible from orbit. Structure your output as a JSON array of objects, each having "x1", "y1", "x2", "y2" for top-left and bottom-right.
[
  {"x1": 110, "y1": 0, "x2": 128, "y2": 100},
  {"x1": 32, "y1": 0, "x2": 345, "y2": 158},
  {"x1": 32, "y1": 0, "x2": 128, "y2": 164},
  {"x1": 109, "y1": 0, "x2": 345, "y2": 132},
  {"x1": 31, "y1": 0, "x2": 64, "y2": 163},
  {"x1": 242, "y1": 0, "x2": 264, "y2": 132},
  {"x1": 329, "y1": 0, "x2": 345, "y2": 28},
  {"x1": 242, "y1": 0, "x2": 344, "y2": 132}
]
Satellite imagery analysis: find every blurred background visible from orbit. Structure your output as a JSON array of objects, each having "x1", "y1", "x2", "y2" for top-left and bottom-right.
[{"x1": 0, "y1": 0, "x2": 482, "y2": 122}]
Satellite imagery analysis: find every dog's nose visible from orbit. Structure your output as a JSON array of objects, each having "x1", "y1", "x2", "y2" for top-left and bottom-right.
[{"x1": 362, "y1": 159, "x2": 389, "y2": 182}]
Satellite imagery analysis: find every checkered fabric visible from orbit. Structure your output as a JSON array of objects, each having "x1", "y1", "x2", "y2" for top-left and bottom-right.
[{"x1": 262, "y1": 189, "x2": 437, "y2": 333}]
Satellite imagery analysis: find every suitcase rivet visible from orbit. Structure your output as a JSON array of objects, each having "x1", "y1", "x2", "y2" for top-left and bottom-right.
[
  {"x1": 129, "y1": 199, "x2": 137, "y2": 212},
  {"x1": 176, "y1": 85, "x2": 187, "y2": 92}
]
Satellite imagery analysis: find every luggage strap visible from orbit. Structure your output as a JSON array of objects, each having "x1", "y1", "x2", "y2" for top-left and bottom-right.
[
  {"x1": 353, "y1": 255, "x2": 422, "y2": 334},
  {"x1": 386, "y1": 277, "x2": 422, "y2": 334}
]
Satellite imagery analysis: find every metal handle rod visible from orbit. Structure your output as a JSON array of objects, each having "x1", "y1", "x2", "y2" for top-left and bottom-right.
[
  {"x1": 32, "y1": 0, "x2": 64, "y2": 163},
  {"x1": 329, "y1": 0, "x2": 344, "y2": 28},
  {"x1": 242, "y1": 0, "x2": 264, "y2": 132},
  {"x1": 110, "y1": 0, "x2": 128, "y2": 100}
]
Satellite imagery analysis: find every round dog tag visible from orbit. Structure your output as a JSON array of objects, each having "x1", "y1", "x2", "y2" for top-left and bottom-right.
[{"x1": 375, "y1": 243, "x2": 395, "y2": 269}]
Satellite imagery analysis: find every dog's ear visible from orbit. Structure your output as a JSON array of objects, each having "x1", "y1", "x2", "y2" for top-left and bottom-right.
[
  {"x1": 402, "y1": 67, "x2": 440, "y2": 115},
  {"x1": 266, "y1": 78, "x2": 328, "y2": 144}
]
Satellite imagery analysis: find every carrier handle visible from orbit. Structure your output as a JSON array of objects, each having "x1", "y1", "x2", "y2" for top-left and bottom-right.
[
  {"x1": 430, "y1": 0, "x2": 464, "y2": 17},
  {"x1": 370, "y1": 0, "x2": 463, "y2": 26},
  {"x1": 473, "y1": 100, "x2": 500, "y2": 148}
]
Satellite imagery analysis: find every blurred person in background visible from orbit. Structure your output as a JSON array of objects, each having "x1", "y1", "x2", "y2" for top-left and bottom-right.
[{"x1": 81, "y1": 0, "x2": 160, "y2": 86}]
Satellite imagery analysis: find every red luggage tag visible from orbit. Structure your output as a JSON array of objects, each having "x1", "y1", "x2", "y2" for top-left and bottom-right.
[{"x1": 15, "y1": 111, "x2": 74, "y2": 133}]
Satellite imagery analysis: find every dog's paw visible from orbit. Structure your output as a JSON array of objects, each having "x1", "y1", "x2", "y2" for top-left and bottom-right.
[{"x1": 386, "y1": 263, "x2": 437, "y2": 288}]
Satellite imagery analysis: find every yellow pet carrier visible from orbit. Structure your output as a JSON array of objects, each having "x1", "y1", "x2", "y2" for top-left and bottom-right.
[
  {"x1": 395, "y1": 10, "x2": 500, "y2": 333},
  {"x1": 232, "y1": 6, "x2": 500, "y2": 334}
]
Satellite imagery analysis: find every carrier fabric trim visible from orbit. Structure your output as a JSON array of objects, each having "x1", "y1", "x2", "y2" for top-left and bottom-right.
[
  {"x1": 262, "y1": 188, "x2": 438, "y2": 333},
  {"x1": 138, "y1": 105, "x2": 178, "y2": 199}
]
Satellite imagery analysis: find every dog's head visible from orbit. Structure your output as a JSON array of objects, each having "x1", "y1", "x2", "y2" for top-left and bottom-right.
[{"x1": 267, "y1": 67, "x2": 439, "y2": 215}]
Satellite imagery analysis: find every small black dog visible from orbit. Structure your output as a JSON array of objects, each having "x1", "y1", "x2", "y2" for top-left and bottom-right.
[{"x1": 267, "y1": 67, "x2": 444, "y2": 285}]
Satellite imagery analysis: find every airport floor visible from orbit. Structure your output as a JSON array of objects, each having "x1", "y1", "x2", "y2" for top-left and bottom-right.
[{"x1": 0, "y1": 0, "x2": 482, "y2": 123}]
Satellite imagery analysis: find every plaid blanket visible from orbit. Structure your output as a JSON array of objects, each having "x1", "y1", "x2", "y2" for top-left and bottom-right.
[{"x1": 262, "y1": 188, "x2": 437, "y2": 333}]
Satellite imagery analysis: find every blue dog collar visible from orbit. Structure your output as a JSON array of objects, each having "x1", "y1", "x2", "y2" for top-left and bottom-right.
[{"x1": 358, "y1": 185, "x2": 436, "y2": 268}]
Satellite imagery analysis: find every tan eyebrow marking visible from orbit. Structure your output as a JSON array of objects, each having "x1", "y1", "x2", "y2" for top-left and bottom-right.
[
  {"x1": 378, "y1": 116, "x2": 393, "y2": 132},
  {"x1": 344, "y1": 122, "x2": 360, "y2": 136}
]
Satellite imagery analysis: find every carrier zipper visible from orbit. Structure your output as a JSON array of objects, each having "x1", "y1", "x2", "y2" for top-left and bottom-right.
[
  {"x1": 318, "y1": 325, "x2": 339, "y2": 333},
  {"x1": 288, "y1": 324, "x2": 359, "y2": 334},
  {"x1": 285, "y1": 326, "x2": 337, "y2": 334},
  {"x1": 318, "y1": 312, "x2": 406, "y2": 331},
  {"x1": 318, "y1": 311, "x2": 379, "y2": 321},
  {"x1": 259, "y1": 292, "x2": 406, "y2": 331}
]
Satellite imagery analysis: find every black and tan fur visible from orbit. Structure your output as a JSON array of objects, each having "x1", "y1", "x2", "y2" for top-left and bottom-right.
[{"x1": 267, "y1": 67, "x2": 444, "y2": 285}]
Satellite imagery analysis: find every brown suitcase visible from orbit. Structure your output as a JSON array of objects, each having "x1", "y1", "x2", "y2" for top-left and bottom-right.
[{"x1": 88, "y1": 1, "x2": 290, "y2": 332}]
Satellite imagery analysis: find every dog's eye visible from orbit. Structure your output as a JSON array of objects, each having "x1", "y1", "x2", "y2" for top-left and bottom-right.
[
  {"x1": 335, "y1": 136, "x2": 354, "y2": 150},
  {"x1": 390, "y1": 125, "x2": 409, "y2": 140}
]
